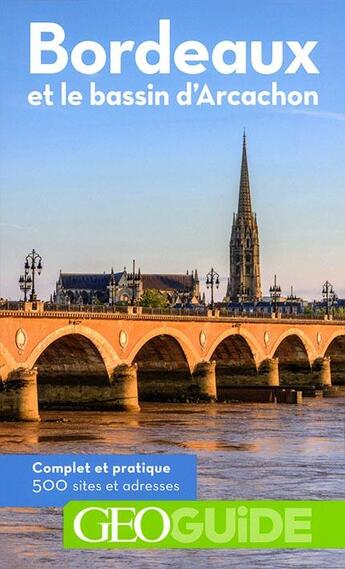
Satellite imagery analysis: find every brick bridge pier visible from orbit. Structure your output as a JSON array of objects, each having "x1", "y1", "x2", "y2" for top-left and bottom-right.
[{"x1": 0, "y1": 306, "x2": 344, "y2": 420}]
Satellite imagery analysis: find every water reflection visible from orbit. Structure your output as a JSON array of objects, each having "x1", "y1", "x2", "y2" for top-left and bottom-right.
[{"x1": 0, "y1": 398, "x2": 344, "y2": 568}]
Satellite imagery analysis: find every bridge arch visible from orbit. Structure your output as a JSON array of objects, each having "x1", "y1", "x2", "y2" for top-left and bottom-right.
[
  {"x1": 26, "y1": 324, "x2": 120, "y2": 376},
  {"x1": 128, "y1": 327, "x2": 197, "y2": 402},
  {"x1": 269, "y1": 328, "x2": 317, "y2": 364},
  {"x1": 128, "y1": 327, "x2": 198, "y2": 372},
  {"x1": 206, "y1": 329, "x2": 263, "y2": 393},
  {"x1": 206, "y1": 328, "x2": 264, "y2": 368},
  {"x1": 26, "y1": 326, "x2": 121, "y2": 410},
  {"x1": 323, "y1": 331, "x2": 345, "y2": 385},
  {"x1": 270, "y1": 329, "x2": 316, "y2": 386},
  {"x1": 323, "y1": 331, "x2": 345, "y2": 357}
]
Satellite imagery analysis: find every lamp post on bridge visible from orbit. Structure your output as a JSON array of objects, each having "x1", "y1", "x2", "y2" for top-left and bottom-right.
[
  {"x1": 286, "y1": 285, "x2": 297, "y2": 315},
  {"x1": 128, "y1": 259, "x2": 141, "y2": 306},
  {"x1": 322, "y1": 281, "x2": 337, "y2": 318},
  {"x1": 108, "y1": 267, "x2": 117, "y2": 306},
  {"x1": 206, "y1": 267, "x2": 219, "y2": 310},
  {"x1": 22, "y1": 249, "x2": 43, "y2": 301},
  {"x1": 269, "y1": 274, "x2": 281, "y2": 316}
]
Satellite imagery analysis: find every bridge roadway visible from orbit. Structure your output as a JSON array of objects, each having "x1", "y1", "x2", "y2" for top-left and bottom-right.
[{"x1": 0, "y1": 305, "x2": 344, "y2": 420}]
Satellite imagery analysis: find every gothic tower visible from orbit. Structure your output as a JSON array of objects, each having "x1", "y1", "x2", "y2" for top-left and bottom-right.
[{"x1": 228, "y1": 133, "x2": 262, "y2": 302}]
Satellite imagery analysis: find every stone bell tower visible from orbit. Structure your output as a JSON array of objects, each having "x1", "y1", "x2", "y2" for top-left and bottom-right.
[{"x1": 228, "y1": 132, "x2": 262, "y2": 302}]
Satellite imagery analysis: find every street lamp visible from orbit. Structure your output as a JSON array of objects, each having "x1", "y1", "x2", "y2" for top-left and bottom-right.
[
  {"x1": 128, "y1": 259, "x2": 141, "y2": 306},
  {"x1": 23, "y1": 249, "x2": 43, "y2": 301},
  {"x1": 322, "y1": 281, "x2": 337, "y2": 317},
  {"x1": 269, "y1": 274, "x2": 281, "y2": 316},
  {"x1": 206, "y1": 267, "x2": 220, "y2": 310},
  {"x1": 286, "y1": 285, "x2": 297, "y2": 315},
  {"x1": 108, "y1": 267, "x2": 117, "y2": 306},
  {"x1": 19, "y1": 273, "x2": 32, "y2": 302}
]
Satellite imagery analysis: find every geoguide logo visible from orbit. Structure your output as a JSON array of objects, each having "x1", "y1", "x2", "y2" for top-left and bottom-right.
[{"x1": 63, "y1": 500, "x2": 345, "y2": 549}]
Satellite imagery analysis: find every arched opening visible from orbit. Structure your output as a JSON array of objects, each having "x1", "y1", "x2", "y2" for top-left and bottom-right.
[
  {"x1": 133, "y1": 334, "x2": 192, "y2": 401},
  {"x1": 210, "y1": 334, "x2": 258, "y2": 397},
  {"x1": 35, "y1": 333, "x2": 109, "y2": 409},
  {"x1": 325, "y1": 335, "x2": 345, "y2": 385},
  {"x1": 273, "y1": 334, "x2": 311, "y2": 386}
]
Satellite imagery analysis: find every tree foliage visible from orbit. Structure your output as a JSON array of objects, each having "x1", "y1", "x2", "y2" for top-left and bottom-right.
[{"x1": 140, "y1": 289, "x2": 169, "y2": 308}]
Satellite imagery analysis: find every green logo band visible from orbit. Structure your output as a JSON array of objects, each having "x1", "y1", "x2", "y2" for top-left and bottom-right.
[{"x1": 64, "y1": 500, "x2": 345, "y2": 549}]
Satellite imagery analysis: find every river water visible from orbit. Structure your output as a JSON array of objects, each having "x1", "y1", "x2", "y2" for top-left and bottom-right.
[{"x1": 0, "y1": 398, "x2": 344, "y2": 568}]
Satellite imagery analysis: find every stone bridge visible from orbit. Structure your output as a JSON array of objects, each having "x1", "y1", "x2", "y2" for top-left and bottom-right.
[{"x1": 0, "y1": 306, "x2": 344, "y2": 420}]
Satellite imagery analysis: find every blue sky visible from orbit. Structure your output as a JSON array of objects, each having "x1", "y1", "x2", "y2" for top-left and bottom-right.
[{"x1": 1, "y1": 0, "x2": 344, "y2": 301}]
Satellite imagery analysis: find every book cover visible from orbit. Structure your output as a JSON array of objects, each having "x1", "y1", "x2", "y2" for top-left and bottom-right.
[{"x1": 0, "y1": 1, "x2": 344, "y2": 567}]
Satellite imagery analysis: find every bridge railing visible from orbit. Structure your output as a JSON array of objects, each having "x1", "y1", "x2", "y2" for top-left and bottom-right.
[
  {"x1": 140, "y1": 306, "x2": 208, "y2": 317},
  {"x1": 1, "y1": 301, "x2": 345, "y2": 321},
  {"x1": 219, "y1": 309, "x2": 268, "y2": 318},
  {"x1": 43, "y1": 303, "x2": 128, "y2": 313}
]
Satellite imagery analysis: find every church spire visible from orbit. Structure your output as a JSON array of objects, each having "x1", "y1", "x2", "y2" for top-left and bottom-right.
[
  {"x1": 229, "y1": 131, "x2": 262, "y2": 302},
  {"x1": 237, "y1": 130, "x2": 253, "y2": 219}
]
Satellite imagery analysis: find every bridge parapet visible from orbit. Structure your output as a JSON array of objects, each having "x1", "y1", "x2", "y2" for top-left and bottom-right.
[
  {"x1": 2, "y1": 302, "x2": 345, "y2": 322},
  {"x1": 1, "y1": 308, "x2": 345, "y2": 326}
]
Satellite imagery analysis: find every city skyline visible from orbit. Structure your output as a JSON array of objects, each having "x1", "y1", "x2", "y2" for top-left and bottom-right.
[
  {"x1": 2, "y1": 125, "x2": 345, "y2": 304},
  {"x1": 1, "y1": 0, "x2": 345, "y2": 301}
]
